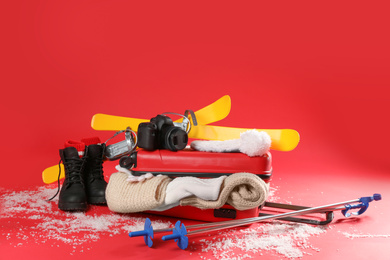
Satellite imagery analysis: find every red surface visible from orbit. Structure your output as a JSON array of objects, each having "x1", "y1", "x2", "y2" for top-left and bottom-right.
[{"x1": 1, "y1": 1, "x2": 390, "y2": 259}]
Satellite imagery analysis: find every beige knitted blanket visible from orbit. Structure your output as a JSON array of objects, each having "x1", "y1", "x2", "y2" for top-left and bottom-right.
[
  {"x1": 180, "y1": 172, "x2": 269, "y2": 210},
  {"x1": 106, "y1": 171, "x2": 268, "y2": 213},
  {"x1": 106, "y1": 172, "x2": 171, "y2": 213}
]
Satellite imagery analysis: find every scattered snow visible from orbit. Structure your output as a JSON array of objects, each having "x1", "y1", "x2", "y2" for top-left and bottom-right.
[
  {"x1": 4, "y1": 185, "x2": 382, "y2": 259},
  {"x1": 342, "y1": 232, "x2": 390, "y2": 239},
  {"x1": 192, "y1": 222, "x2": 327, "y2": 259},
  {"x1": 0, "y1": 186, "x2": 171, "y2": 252}
]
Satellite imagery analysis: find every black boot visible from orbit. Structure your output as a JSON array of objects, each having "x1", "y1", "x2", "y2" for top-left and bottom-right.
[
  {"x1": 58, "y1": 147, "x2": 88, "y2": 211},
  {"x1": 83, "y1": 144, "x2": 107, "y2": 205}
]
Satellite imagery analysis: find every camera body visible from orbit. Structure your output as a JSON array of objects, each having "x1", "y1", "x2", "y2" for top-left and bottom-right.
[{"x1": 137, "y1": 114, "x2": 188, "y2": 151}]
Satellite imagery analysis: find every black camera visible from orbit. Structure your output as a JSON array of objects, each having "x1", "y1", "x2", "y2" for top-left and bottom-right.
[{"x1": 137, "y1": 114, "x2": 188, "y2": 151}]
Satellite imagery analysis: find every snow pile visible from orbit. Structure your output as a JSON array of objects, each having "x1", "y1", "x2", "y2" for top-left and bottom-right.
[
  {"x1": 0, "y1": 186, "x2": 171, "y2": 250},
  {"x1": 192, "y1": 222, "x2": 327, "y2": 259}
]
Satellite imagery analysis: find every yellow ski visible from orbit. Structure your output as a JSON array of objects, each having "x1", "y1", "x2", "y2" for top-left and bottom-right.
[
  {"x1": 90, "y1": 95, "x2": 232, "y2": 131},
  {"x1": 42, "y1": 95, "x2": 232, "y2": 184}
]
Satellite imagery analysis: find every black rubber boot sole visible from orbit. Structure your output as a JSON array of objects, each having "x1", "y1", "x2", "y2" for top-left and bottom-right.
[
  {"x1": 88, "y1": 196, "x2": 107, "y2": 205},
  {"x1": 59, "y1": 201, "x2": 88, "y2": 211}
]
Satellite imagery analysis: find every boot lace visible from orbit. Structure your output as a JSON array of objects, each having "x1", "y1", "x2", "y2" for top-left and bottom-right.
[
  {"x1": 88, "y1": 147, "x2": 105, "y2": 182},
  {"x1": 63, "y1": 157, "x2": 86, "y2": 185},
  {"x1": 47, "y1": 157, "x2": 85, "y2": 201}
]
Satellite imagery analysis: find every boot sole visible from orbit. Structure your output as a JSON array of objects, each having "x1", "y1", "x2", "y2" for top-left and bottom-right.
[
  {"x1": 88, "y1": 196, "x2": 107, "y2": 205},
  {"x1": 59, "y1": 202, "x2": 88, "y2": 211}
]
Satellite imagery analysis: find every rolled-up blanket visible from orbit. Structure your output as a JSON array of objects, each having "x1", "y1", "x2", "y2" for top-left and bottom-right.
[
  {"x1": 180, "y1": 172, "x2": 269, "y2": 210},
  {"x1": 105, "y1": 172, "x2": 171, "y2": 213}
]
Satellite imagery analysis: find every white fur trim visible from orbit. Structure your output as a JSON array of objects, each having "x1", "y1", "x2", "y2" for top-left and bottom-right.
[{"x1": 190, "y1": 129, "x2": 271, "y2": 157}]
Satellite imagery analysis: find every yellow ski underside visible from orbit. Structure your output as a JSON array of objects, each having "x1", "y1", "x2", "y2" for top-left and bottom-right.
[
  {"x1": 90, "y1": 95, "x2": 232, "y2": 131},
  {"x1": 43, "y1": 95, "x2": 232, "y2": 184}
]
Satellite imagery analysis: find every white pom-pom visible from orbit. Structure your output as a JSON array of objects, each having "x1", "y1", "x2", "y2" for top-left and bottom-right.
[{"x1": 239, "y1": 130, "x2": 271, "y2": 157}]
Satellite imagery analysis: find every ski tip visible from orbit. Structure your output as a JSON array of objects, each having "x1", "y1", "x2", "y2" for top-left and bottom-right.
[
  {"x1": 270, "y1": 129, "x2": 300, "y2": 152},
  {"x1": 213, "y1": 95, "x2": 231, "y2": 120},
  {"x1": 90, "y1": 113, "x2": 117, "y2": 130},
  {"x1": 221, "y1": 95, "x2": 231, "y2": 116},
  {"x1": 42, "y1": 164, "x2": 64, "y2": 184},
  {"x1": 90, "y1": 113, "x2": 102, "y2": 130},
  {"x1": 221, "y1": 95, "x2": 231, "y2": 103}
]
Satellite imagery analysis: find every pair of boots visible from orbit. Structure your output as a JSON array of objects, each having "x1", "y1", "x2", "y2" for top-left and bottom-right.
[{"x1": 58, "y1": 139, "x2": 107, "y2": 211}]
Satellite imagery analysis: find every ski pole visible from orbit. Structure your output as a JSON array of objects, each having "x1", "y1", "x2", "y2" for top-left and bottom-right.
[
  {"x1": 129, "y1": 201, "x2": 335, "y2": 245},
  {"x1": 161, "y1": 193, "x2": 381, "y2": 249}
]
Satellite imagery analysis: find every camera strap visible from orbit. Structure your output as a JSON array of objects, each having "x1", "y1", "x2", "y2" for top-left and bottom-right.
[
  {"x1": 162, "y1": 110, "x2": 197, "y2": 133},
  {"x1": 104, "y1": 127, "x2": 138, "y2": 160},
  {"x1": 105, "y1": 127, "x2": 137, "y2": 147}
]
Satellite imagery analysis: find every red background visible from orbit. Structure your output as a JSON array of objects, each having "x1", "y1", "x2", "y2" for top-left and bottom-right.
[{"x1": 1, "y1": 1, "x2": 389, "y2": 259}]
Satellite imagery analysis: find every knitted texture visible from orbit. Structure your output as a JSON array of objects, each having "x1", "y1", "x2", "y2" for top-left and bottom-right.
[
  {"x1": 105, "y1": 172, "x2": 171, "y2": 213},
  {"x1": 64, "y1": 140, "x2": 85, "y2": 154},
  {"x1": 81, "y1": 136, "x2": 101, "y2": 146},
  {"x1": 64, "y1": 137, "x2": 101, "y2": 157},
  {"x1": 180, "y1": 172, "x2": 269, "y2": 210}
]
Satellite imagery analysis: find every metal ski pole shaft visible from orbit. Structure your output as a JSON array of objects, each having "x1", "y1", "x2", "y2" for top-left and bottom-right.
[
  {"x1": 159, "y1": 205, "x2": 339, "y2": 250},
  {"x1": 153, "y1": 202, "x2": 343, "y2": 233},
  {"x1": 187, "y1": 193, "x2": 382, "y2": 235},
  {"x1": 188, "y1": 207, "x2": 340, "y2": 235},
  {"x1": 162, "y1": 194, "x2": 381, "y2": 249},
  {"x1": 158, "y1": 194, "x2": 378, "y2": 234}
]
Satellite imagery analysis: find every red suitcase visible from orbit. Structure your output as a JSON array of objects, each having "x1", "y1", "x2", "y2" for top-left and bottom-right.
[{"x1": 120, "y1": 149, "x2": 272, "y2": 221}]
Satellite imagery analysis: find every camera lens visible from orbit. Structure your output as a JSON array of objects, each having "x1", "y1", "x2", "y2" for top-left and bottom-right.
[{"x1": 164, "y1": 127, "x2": 188, "y2": 151}]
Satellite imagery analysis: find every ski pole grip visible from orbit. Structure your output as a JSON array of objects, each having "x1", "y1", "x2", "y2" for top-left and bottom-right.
[
  {"x1": 342, "y1": 193, "x2": 382, "y2": 217},
  {"x1": 372, "y1": 193, "x2": 382, "y2": 201},
  {"x1": 128, "y1": 230, "x2": 147, "y2": 237},
  {"x1": 162, "y1": 233, "x2": 181, "y2": 241}
]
